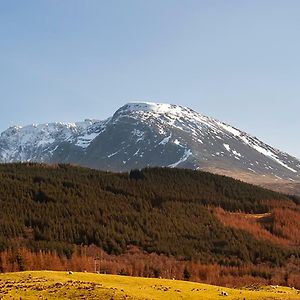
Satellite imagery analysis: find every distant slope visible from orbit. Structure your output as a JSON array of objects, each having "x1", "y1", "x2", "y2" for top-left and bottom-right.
[
  {"x1": 0, "y1": 102, "x2": 299, "y2": 194},
  {"x1": 1, "y1": 271, "x2": 299, "y2": 300},
  {"x1": 0, "y1": 163, "x2": 300, "y2": 267}
]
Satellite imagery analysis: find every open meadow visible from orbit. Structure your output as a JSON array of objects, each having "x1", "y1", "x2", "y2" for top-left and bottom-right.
[{"x1": 0, "y1": 271, "x2": 299, "y2": 300}]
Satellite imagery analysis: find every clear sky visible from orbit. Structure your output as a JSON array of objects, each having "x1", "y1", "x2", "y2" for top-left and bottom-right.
[{"x1": 0, "y1": 1, "x2": 299, "y2": 158}]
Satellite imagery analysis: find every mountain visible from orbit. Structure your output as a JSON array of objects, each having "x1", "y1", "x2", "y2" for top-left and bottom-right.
[{"x1": 1, "y1": 102, "x2": 299, "y2": 192}]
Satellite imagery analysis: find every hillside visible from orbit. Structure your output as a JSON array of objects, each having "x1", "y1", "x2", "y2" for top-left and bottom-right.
[
  {"x1": 1, "y1": 271, "x2": 299, "y2": 300},
  {"x1": 1, "y1": 102, "x2": 299, "y2": 195},
  {"x1": 1, "y1": 164, "x2": 300, "y2": 286}
]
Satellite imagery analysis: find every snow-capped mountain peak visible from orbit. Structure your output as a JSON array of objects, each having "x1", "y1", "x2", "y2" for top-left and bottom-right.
[
  {"x1": 116, "y1": 101, "x2": 204, "y2": 118},
  {"x1": 0, "y1": 102, "x2": 299, "y2": 186},
  {"x1": 120, "y1": 102, "x2": 188, "y2": 114}
]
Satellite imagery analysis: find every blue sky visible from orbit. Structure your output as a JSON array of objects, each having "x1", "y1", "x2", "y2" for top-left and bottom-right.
[{"x1": 0, "y1": 1, "x2": 299, "y2": 158}]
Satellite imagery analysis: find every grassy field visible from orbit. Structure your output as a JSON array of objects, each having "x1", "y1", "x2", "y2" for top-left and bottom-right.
[{"x1": 0, "y1": 271, "x2": 299, "y2": 300}]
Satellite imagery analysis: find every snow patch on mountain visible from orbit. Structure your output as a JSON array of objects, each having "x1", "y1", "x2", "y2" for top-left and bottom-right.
[
  {"x1": 251, "y1": 144, "x2": 297, "y2": 173},
  {"x1": 0, "y1": 118, "x2": 109, "y2": 161},
  {"x1": 124, "y1": 102, "x2": 185, "y2": 115},
  {"x1": 159, "y1": 133, "x2": 172, "y2": 145},
  {"x1": 75, "y1": 132, "x2": 99, "y2": 148},
  {"x1": 168, "y1": 149, "x2": 192, "y2": 168},
  {"x1": 223, "y1": 144, "x2": 231, "y2": 152}
]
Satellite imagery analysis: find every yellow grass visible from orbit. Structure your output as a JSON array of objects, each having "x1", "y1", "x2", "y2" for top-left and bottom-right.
[{"x1": 0, "y1": 271, "x2": 299, "y2": 299}]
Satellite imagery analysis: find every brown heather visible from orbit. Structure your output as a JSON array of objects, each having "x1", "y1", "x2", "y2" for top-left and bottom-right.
[{"x1": 1, "y1": 245, "x2": 300, "y2": 288}]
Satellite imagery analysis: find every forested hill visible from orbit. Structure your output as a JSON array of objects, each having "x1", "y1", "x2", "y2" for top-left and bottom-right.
[{"x1": 0, "y1": 163, "x2": 300, "y2": 267}]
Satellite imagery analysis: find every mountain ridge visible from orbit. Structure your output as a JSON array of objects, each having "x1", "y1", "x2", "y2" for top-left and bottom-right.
[{"x1": 1, "y1": 102, "x2": 299, "y2": 190}]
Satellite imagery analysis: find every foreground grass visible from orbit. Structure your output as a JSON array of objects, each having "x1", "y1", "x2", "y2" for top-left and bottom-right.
[{"x1": 0, "y1": 271, "x2": 299, "y2": 299}]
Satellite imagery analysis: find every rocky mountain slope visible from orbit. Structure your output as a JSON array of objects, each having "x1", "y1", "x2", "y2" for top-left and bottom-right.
[{"x1": 1, "y1": 102, "x2": 299, "y2": 190}]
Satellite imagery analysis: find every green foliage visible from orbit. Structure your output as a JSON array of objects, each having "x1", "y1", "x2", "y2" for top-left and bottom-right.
[
  {"x1": 0, "y1": 163, "x2": 297, "y2": 266},
  {"x1": 183, "y1": 266, "x2": 191, "y2": 280},
  {"x1": 16, "y1": 253, "x2": 26, "y2": 271}
]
